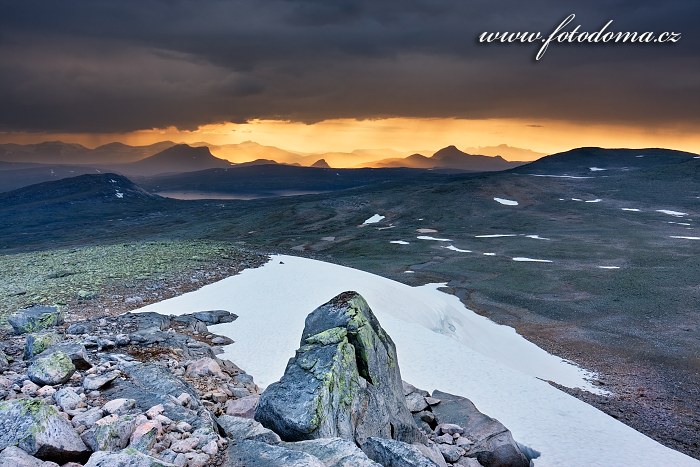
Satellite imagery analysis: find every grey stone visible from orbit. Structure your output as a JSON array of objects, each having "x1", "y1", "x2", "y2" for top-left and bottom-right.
[
  {"x1": 211, "y1": 335, "x2": 234, "y2": 345},
  {"x1": 40, "y1": 343, "x2": 92, "y2": 370},
  {"x1": 225, "y1": 395, "x2": 259, "y2": 418},
  {"x1": 8, "y1": 306, "x2": 64, "y2": 335},
  {"x1": 83, "y1": 370, "x2": 121, "y2": 391},
  {"x1": 54, "y1": 387, "x2": 82, "y2": 411},
  {"x1": 191, "y1": 310, "x2": 237, "y2": 325},
  {"x1": 363, "y1": 437, "x2": 443, "y2": 467},
  {"x1": 71, "y1": 407, "x2": 105, "y2": 430},
  {"x1": 81, "y1": 414, "x2": 137, "y2": 451},
  {"x1": 406, "y1": 393, "x2": 429, "y2": 413},
  {"x1": 217, "y1": 415, "x2": 281, "y2": 444},
  {"x1": 24, "y1": 333, "x2": 62, "y2": 360},
  {"x1": 0, "y1": 398, "x2": 90, "y2": 463},
  {"x1": 0, "y1": 351, "x2": 9, "y2": 373},
  {"x1": 28, "y1": 351, "x2": 76, "y2": 386},
  {"x1": 283, "y1": 438, "x2": 381, "y2": 467},
  {"x1": 455, "y1": 458, "x2": 483, "y2": 467},
  {"x1": 435, "y1": 434, "x2": 453, "y2": 445},
  {"x1": 437, "y1": 424, "x2": 464, "y2": 436},
  {"x1": 103, "y1": 398, "x2": 136, "y2": 415},
  {"x1": 185, "y1": 358, "x2": 227, "y2": 379},
  {"x1": 255, "y1": 292, "x2": 423, "y2": 447},
  {"x1": 66, "y1": 323, "x2": 92, "y2": 335},
  {"x1": 403, "y1": 381, "x2": 429, "y2": 397},
  {"x1": 84, "y1": 449, "x2": 176, "y2": 467},
  {"x1": 438, "y1": 444, "x2": 465, "y2": 463},
  {"x1": 425, "y1": 397, "x2": 441, "y2": 407},
  {"x1": 431, "y1": 391, "x2": 530, "y2": 467},
  {"x1": 0, "y1": 446, "x2": 59, "y2": 467},
  {"x1": 226, "y1": 439, "x2": 325, "y2": 467}
]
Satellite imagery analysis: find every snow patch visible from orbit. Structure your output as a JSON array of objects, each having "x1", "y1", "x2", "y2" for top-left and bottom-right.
[
  {"x1": 134, "y1": 255, "x2": 698, "y2": 467},
  {"x1": 598, "y1": 266, "x2": 621, "y2": 270},
  {"x1": 656, "y1": 210, "x2": 688, "y2": 217},
  {"x1": 483, "y1": 252, "x2": 496, "y2": 256},
  {"x1": 404, "y1": 270, "x2": 415, "y2": 274},
  {"x1": 589, "y1": 167, "x2": 607, "y2": 171},
  {"x1": 670, "y1": 236, "x2": 700, "y2": 240},
  {"x1": 525, "y1": 235, "x2": 550, "y2": 240},
  {"x1": 417, "y1": 236, "x2": 452, "y2": 242},
  {"x1": 416, "y1": 228, "x2": 438, "y2": 233},
  {"x1": 475, "y1": 234, "x2": 517, "y2": 238},
  {"x1": 115, "y1": 192, "x2": 124, "y2": 199},
  {"x1": 494, "y1": 197, "x2": 519, "y2": 206},
  {"x1": 512, "y1": 257, "x2": 553, "y2": 263},
  {"x1": 363, "y1": 214, "x2": 385, "y2": 224},
  {"x1": 585, "y1": 199, "x2": 602, "y2": 203},
  {"x1": 390, "y1": 240, "x2": 410, "y2": 245},
  {"x1": 668, "y1": 222, "x2": 691, "y2": 226},
  {"x1": 443, "y1": 245, "x2": 472, "y2": 253},
  {"x1": 621, "y1": 208, "x2": 641, "y2": 212},
  {"x1": 530, "y1": 174, "x2": 592, "y2": 179}
]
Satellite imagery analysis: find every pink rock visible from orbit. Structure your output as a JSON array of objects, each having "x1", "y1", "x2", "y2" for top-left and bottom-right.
[{"x1": 225, "y1": 395, "x2": 259, "y2": 419}]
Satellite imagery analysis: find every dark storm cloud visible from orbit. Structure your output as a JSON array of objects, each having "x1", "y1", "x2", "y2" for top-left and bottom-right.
[{"x1": 0, "y1": 0, "x2": 697, "y2": 132}]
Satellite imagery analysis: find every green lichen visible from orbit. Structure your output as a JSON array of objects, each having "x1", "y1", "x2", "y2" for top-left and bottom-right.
[
  {"x1": 25, "y1": 332, "x2": 61, "y2": 359},
  {"x1": 305, "y1": 327, "x2": 347, "y2": 346}
]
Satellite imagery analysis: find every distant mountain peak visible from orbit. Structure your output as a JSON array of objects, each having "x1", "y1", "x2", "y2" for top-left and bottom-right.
[{"x1": 311, "y1": 159, "x2": 331, "y2": 168}]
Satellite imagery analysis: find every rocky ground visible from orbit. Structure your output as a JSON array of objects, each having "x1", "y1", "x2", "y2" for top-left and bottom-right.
[{"x1": 0, "y1": 288, "x2": 532, "y2": 467}]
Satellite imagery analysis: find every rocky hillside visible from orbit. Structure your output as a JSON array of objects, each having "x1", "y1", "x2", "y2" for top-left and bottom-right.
[{"x1": 0, "y1": 292, "x2": 532, "y2": 466}]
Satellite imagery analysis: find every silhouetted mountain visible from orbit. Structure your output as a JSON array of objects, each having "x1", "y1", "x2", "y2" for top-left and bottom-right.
[
  {"x1": 124, "y1": 144, "x2": 232, "y2": 175},
  {"x1": 368, "y1": 145, "x2": 522, "y2": 171},
  {"x1": 0, "y1": 141, "x2": 177, "y2": 165},
  {"x1": 461, "y1": 144, "x2": 544, "y2": 161},
  {"x1": 311, "y1": 159, "x2": 331, "y2": 168},
  {"x1": 516, "y1": 147, "x2": 699, "y2": 175},
  {"x1": 0, "y1": 173, "x2": 158, "y2": 206},
  {"x1": 235, "y1": 159, "x2": 279, "y2": 167},
  {"x1": 0, "y1": 165, "x2": 104, "y2": 193}
]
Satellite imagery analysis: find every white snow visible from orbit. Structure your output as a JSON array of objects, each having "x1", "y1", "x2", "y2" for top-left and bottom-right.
[
  {"x1": 483, "y1": 252, "x2": 496, "y2": 256},
  {"x1": 321, "y1": 236, "x2": 335, "y2": 242},
  {"x1": 390, "y1": 240, "x2": 410, "y2": 245},
  {"x1": 585, "y1": 199, "x2": 602, "y2": 203},
  {"x1": 377, "y1": 225, "x2": 396, "y2": 230},
  {"x1": 442, "y1": 245, "x2": 472, "y2": 253},
  {"x1": 668, "y1": 222, "x2": 692, "y2": 226},
  {"x1": 636, "y1": 155, "x2": 645, "y2": 158},
  {"x1": 530, "y1": 174, "x2": 592, "y2": 179},
  {"x1": 589, "y1": 167, "x2": 607, "y2": 171},
  {"x1": 494, "y1": 197, "x2": 519, "y2": 206},
  {"x1": 694, "y1": 157, "x2": 700, "y2": 159},
  {"x1": 363, "y1": 214, "x2": 385, "y2": 224},
  {"x1": 621, "y1": 208, "x2": 641, "y2": 212},
  {"x1": 416, "y1": 228, "x2": 438, "y2": 233},
  {"x1": 109, "y1": 179, "x2": 117, "y2": 183},
  {"x1": 512, "y1": 257, "x2": 553, "y2": 263},
  {"x1": 417, "y1": 235, "x2": 452, "y2": 242},
  {"x1": 571, "y1": 198, "x2": 583, "y2": 202},
  {"x1": 404, "y1": 270, "x2": 415, "y2": 274},
  {"x1": 115, "y1": 192, "x2": 124, "y2": 199},
  {"x1": 525, "y1": 235, "x2": 550, "y2": 241},
  {"x1": 656, "y1": 210, "x2": 688, "y2": 217},
  {"x1": 670, "y1": 236, "x2": 700, "y2": 240},
  {"x1": 475, "y1": 234, "x2": 517, "y2": 238},
  {"x1": 134, "y1": 255, "x2": 698, "y2": 467},
  {"x1": 598, "y1": 266, "x2": 621, "y2": 270}
]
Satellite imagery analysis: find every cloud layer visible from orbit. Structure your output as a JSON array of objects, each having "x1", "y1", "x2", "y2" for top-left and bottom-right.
[{"x1": 0, "y1": 0, "x2": 697, "y2": 133}]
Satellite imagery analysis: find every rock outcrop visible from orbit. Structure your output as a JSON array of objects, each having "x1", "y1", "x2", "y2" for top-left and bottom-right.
[
  {"x1": 8, "y1": 306, "x2": 64, "y2": 335},
  {"x1": 255, "y1": 291, "x2": 423, "y2": 447}
]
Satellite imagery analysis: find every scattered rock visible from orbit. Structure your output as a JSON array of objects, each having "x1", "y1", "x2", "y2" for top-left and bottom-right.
[
  {"x1": 24, "y1": 332, "x2": 62, "y2": 360},
  {"x1": 0, "y1": 445, "x2": 60, "y2": 467},
  {"x1": 8, "y1": 306, "x2": 64, "y2": 335},
  {"x1": 225, "y1": 395, "x2": 259, "y2": 418},
  {"x1": 431, "y1": 390, "x2": 530, "y2": 467},
  {"x1": 54, "y1": 387, "x2": 82, "y2": 411},
  {"x1": 28, "y1": 351, "x2": 76, "y2": 386},
  {"x1": 0, "y1": 398, "x2": 89, "y2": 463},
  {"x1": 191, "y1": 310, "x2": 237, "y2": 325},
  {"x1": 81, "y1": 414, "x2": 137, "y2": 452},
  {"x1": 438, "y1": 444, "x2": 465, "y2": 463},
  {"x1": 41, "y1": 342, "x2": 92, "y2": 370},
  {"x1": 406, "y1": 392, "x2": 430, "y2": 413},
  {"x1": 104, "y1": 398, "x2": 136, "y2": 415},
  {"x1": 185, "y1": 358, "x2": 227, "y2": 379},
  {"x1": 83, "y1": 370, "x2": 121, "y2": 391},
  {"x1": 217, "y1": 415, "x2": 281, "y2": 444}
]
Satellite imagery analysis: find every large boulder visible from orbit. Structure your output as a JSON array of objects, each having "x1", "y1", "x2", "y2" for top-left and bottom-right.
[
  {"x1": 283, "y1": 438, "x2": 381, "y2": 467},
  {"x1": 8, "y1": 306, "x2": 64, "y2": 335},
  {"x1": 255, "y1": 292, "x2": 422, "y2": 447},
  {"x1": 0, "y1": 398, "x2": 90, "y2": 463},
  {"x1": 84, "y1": 448, "x2": 175, "y2": 467},
  {"x1": 27, "y1": 351, "x2": 76, "y2": 386},
  {"x1": 81, "y1": 414, "x2": 137, "y2": 452},
  {"x1": 39, "y1": 342, "x2": 92, "y2": 370},
  {"x1": 217, "y1": 415, "x2": 281, "y2": 444},
  {"x1": 24, "y1": 332, "x2": 62, "y2": 360},
  {"x1": 0, "y1": 446, "x2": 59, "y2": 467},
  {"x1": 363, "y1": 437, "x2": 443, "y2": 467},
  {"x1": 431, "y1": 391, "x2": 530, "y2": 467},
  {"x1": 226, "y1": 439, "x2": 325, "y2": 467}
]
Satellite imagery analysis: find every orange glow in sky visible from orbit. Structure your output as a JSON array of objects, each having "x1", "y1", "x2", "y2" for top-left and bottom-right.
[{"x1": 2, "y1": 118, "x2": 699, "y2": 164}]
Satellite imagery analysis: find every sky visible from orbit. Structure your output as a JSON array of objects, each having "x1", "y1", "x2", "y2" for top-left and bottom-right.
[{"x1": 0, "y1": 1, "x2": 698, "y2": 157}]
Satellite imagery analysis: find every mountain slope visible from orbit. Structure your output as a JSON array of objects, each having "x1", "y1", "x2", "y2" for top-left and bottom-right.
[
  {"x1": 516, "y1": 147, "x2": 699, "y2": 175},
  {"x1": 0, "y1": 141, "x2": 177, "y2": 165},
  {"x1": 122, "y1": 144, "x2": 232, "y2": 175}
]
